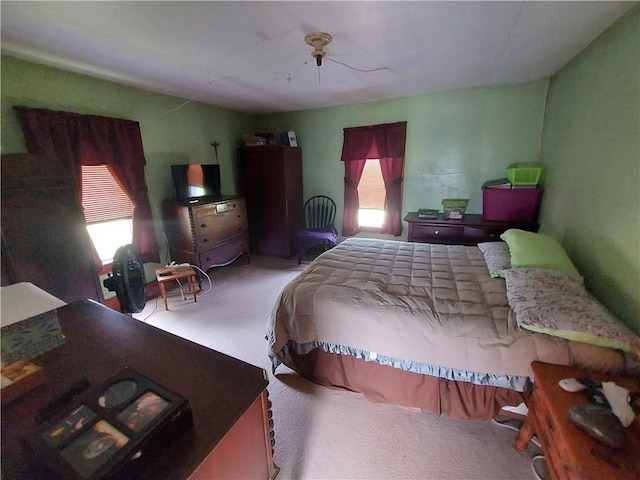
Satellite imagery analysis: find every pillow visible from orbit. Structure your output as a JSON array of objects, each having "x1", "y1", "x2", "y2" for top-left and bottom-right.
[
  {"x1": 477, "y1": 241, "x2": 510, "y2": 278},
  {"x1": 504, "y1": 267, "x2": 638, "y2": 353},
  {"x1": 500, "y1": 229, "x2": 580, "y2": 277}
]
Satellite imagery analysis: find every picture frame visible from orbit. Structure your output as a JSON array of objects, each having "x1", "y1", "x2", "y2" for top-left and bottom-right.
[{"x1": 33, "y1": 368, "x2": 192, "y2": 479}]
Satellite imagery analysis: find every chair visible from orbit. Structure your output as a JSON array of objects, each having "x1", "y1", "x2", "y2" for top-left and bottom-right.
[{"x1": 297, "y1": 195, "x2": 338, "y2": 264}]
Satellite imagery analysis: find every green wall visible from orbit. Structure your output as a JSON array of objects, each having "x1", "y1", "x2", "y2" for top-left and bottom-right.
[
  {"x1": 259, "y1": 81, "x2": 548, "y2": 239},
  {"x1": 1, "y1": 55, "x2": 255, "y2": 274},
  {"x1": 2, "y1": 4, "x2": 637, "y2": 333},
  {"x1": 539, "y1": 5, "x2": 639, "y2": 333}
]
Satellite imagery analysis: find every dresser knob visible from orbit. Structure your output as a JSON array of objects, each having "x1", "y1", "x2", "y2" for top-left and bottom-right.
[{"x1": 435, "y1": 230, "x2": 439, "y2": 235}]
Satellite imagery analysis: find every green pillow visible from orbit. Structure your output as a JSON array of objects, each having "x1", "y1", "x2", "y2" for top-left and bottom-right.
[{"x1": 500, "y1": 229, "x2": 580, "y2": 277}]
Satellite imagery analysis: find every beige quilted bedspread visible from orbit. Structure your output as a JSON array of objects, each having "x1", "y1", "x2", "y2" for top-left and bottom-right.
[{"x1": 268, "y1": 238, "x2": 623, "y2": 380}]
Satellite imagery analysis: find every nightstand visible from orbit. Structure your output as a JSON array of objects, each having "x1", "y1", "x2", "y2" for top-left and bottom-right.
[{"x1": 515, "y1": 361, "x2": 640, "y2": 479}]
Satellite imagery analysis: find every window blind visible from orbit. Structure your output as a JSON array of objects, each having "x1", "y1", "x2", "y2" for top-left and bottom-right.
[
  {"x1": 81, "y1": 165, "x2": 135, "y2": 224},
  {"x1": 358, "y1": 159, "x2": 386, "y2": 209}
]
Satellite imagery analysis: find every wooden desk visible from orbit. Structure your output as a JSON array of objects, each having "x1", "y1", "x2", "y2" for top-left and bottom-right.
[
  {"x1": 404, "y1": 212, "x2": 538, "y2": 245},
  {"x1": 155, "y1": 266, "x2": 198, "y2": 311},
  {"x1": 515, "y1": 361, "x2": 639, "y2": 480},
  {"x1": 0, "y1": 300, "x2": 278, "y2": 479}
]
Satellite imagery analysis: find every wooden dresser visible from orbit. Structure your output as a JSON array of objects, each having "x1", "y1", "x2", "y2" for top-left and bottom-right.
[
  {"x1": 404, "y1": 212, "x2": 538, "y2": 245},
  {"x1": 162, "y1": 196, "x2": 249, "y2": 270},
  {"x1": 237, "y1": 146, "x2": 303, "y2": 259},
  {"x1": 516, "y1": 361, "x2": 639, "y2": 480},
  {"x1": 0, "y1": 300, "x2": 278, "y2": 480}
]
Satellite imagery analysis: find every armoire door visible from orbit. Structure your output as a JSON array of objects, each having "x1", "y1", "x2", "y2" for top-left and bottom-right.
[{"x1": 237, "y1": 146, "x2": 303, "y2": 258}]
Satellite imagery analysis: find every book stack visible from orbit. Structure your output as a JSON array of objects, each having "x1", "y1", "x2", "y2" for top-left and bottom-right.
[
  {"x1": 417, "y1": 208, "x2": 439, "y2": 219},
  {"x1": 482, "y1": 178, "x2": 512, "y2": 189}
]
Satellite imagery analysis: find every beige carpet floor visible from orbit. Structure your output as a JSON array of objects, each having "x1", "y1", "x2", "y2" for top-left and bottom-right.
[{"x1": 134, "y1": 255, "x2": 544, "y2": 480}]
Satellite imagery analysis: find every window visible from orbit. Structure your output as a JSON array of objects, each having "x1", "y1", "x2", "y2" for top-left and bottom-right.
[
  {"x1": 81, "y1": 165, "x2": 135, "y2": 265},
  {"x1": 357, "y1": 159, "x2": 386, "y2": 229},
  {"x1": 341, "y1": 122, "x2": 407, "y2": 237},
  {"x1": 16, "y1": 106, "x2": 160, "y2": 266}
]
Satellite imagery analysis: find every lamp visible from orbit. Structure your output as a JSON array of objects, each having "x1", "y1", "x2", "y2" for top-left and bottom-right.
[{"x1": 305, "y1": 32, "x2": 332, "y2": 67}]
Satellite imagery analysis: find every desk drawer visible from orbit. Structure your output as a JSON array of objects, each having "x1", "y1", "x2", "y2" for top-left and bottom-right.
[
  {"x1": 411, "y1": 224, "x2": 465, "y2": 243},
  {"x1": 463, "y1": 226, "x2": 502, "y2": 242}
]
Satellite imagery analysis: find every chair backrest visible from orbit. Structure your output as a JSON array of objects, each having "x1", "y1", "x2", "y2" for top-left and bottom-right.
[{"x1": 304, "y1": 195, "x2": 336, "y2": 230}]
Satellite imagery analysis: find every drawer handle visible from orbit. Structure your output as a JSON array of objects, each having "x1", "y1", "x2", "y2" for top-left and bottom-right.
[{"x1": 545, "y1": 414, "x2": 555, "y2": 431}]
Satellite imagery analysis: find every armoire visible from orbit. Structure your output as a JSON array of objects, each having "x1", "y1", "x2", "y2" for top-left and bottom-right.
[{"x1": 236, "y1": 146, "x2": 303, "y2": 259}]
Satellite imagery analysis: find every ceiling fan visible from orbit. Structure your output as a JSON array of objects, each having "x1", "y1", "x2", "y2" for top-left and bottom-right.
[
  {"x1": 303, "y1": 31, "x2": 388, "y2": 73},
  {"x1": 304, "y1": 32, "x2": 332, "y2": 67}
]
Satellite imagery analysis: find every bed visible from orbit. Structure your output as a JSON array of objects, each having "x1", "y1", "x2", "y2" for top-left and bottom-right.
[{"x1": 267, "y1": 235, "x2": 639, "y2": 419}]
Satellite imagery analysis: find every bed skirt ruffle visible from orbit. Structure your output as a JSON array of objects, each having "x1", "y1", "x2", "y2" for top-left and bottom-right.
[{"x1": 279, "y1": 344, "x2": 531, "y2": 420}]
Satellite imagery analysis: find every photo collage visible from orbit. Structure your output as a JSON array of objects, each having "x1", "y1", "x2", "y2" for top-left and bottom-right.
[{"x1": 35, "y1": 368, "x2": 190, "y2": 479}]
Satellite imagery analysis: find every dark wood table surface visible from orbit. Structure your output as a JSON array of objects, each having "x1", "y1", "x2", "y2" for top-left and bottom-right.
[
  {"x1": 516, "y1": 361, "x2": 640, "y2": 479},
  {"x1": 1, "y1": 300, "x2": 268, "y2": 479}
]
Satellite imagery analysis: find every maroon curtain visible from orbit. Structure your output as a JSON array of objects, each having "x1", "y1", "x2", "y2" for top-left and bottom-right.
[
  {"x1": 341, "y1": 122, "x2": 407, "y2": 236},
  {"x1": 342, "y1": 159, "x2": 367, "y2": 236},
  {"x1": 379, "y1": 155, "x2": 404, "y2": 236},
  {"x1": 15, "y1": 106, "x2": 160, "y2": 263}
]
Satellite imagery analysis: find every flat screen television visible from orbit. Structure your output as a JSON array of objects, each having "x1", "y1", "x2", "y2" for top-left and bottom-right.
[{"x1": 171, "y1": 164, "x2": 221, "y2": 203}]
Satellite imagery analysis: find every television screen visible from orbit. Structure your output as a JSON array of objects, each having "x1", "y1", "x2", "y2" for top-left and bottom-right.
[{"x1": 171, "y1": 164, "x2": 221, "y2": 203}]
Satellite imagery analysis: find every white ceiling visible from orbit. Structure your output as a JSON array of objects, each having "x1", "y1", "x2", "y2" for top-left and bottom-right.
[{"x1": 1, "y1": 1, "x2": 635, "y2": 114}]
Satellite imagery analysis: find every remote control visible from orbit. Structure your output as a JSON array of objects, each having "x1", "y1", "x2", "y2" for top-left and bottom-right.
[
  {"x1": 582, "y1": 388, "x2": 610, "y2": 408},
  {"x1": 576, "y1": 377, "x2": 602, "y2": 389}
]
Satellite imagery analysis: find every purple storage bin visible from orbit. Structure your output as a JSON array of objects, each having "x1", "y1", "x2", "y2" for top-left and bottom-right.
[{"x1": 482, "y1": 187, "x2": 543, "y2": 222}]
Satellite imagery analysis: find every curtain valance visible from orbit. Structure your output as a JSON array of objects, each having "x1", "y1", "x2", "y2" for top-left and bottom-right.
[{"x1": 341, "y1": 122, "x2": 407, "y2": 162}]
